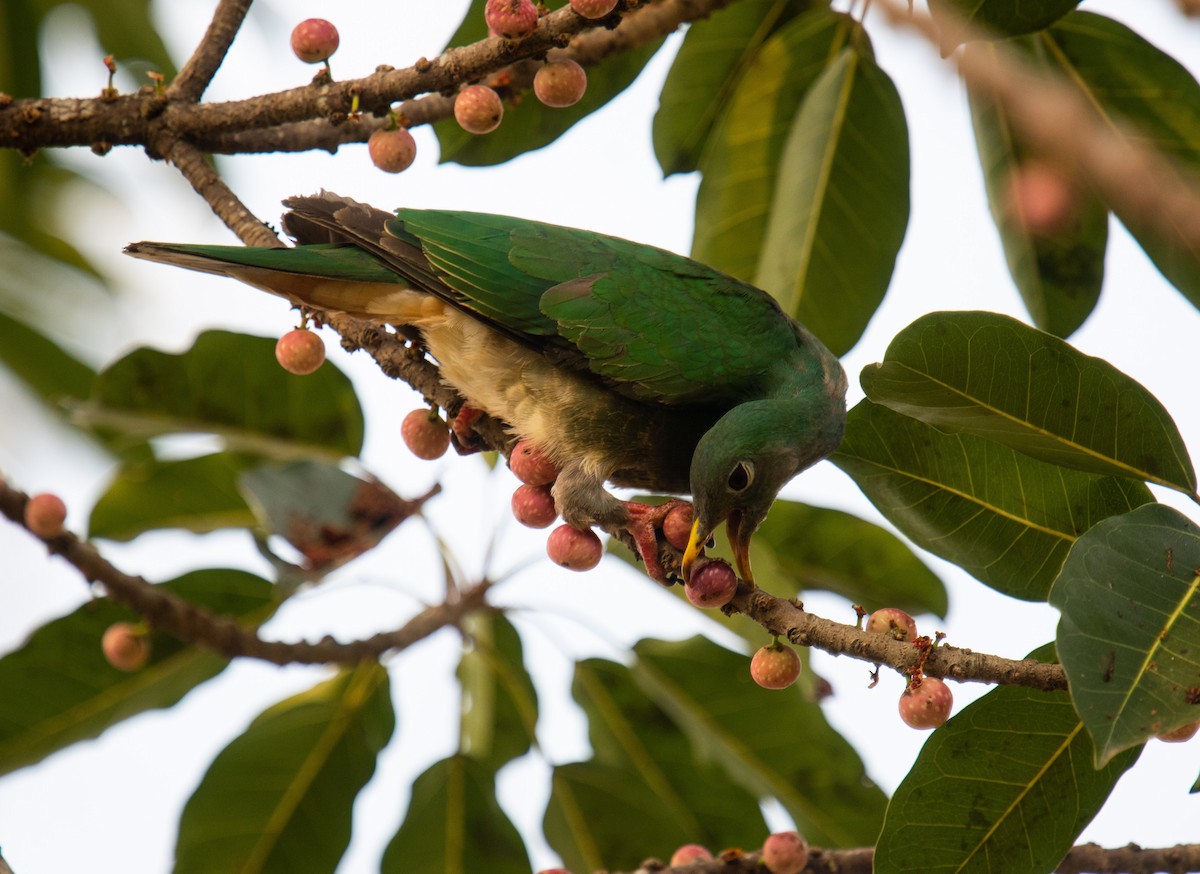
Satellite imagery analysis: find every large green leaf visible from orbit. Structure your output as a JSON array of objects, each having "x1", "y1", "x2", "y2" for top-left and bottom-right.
[
  {"x1": 633, "y1": 636, "x2": 887, "y2": 847},
  {"x1": 456, "y1": 612, "x2": 538, "y2": 771},
  {"x1": 1041, "y1": 12, "x2": 1200, "y2": 308},
  {"x1": 860, "y1": 311, "x2": 1197, "y2": 497},
  {"x1": 875, "y1": 644, "x2": 1141, "y2": 874},
  {"x1": 175, "y1": 664, "x2": 394, "y2": 874},
  {"x1": 0, "y1": 310, "x2": 95, "y2": 406},
  {"x1": 544, "y1": 656, "x2": 766, "y2": 873},
  {"x1": 75, "y1": 330, "x2": 364, "y2": 458},
  {"x1": 381, "y1": 755, "x2": 530, "y2": 874},
  {"x1": 929, "y1": 0, "x2": 1079, "y2": 42},
  {"x1": 89, "y1": 453, "x2": 254, "y2": 541},
  {"x1": 434, "y1": 0, "x2": 662, "y2": 166},
  {"x1": 0, "y1": 569, "x2": 274, "y2": 776},
  {"x1": 754, "y1": 45, "x2": 910, "y2": 355},
  {"x1": 754, "y1": 499, "x2": 948, "y2": 618},
  {"x1": 652, "y1": 0, "x2": 808, "y2": 176},
  {"x1": 1050, "y1": 504, "x2": 1200, "y2": 765},
  {"x1": 968, "y1": 42, "x2": 1107, "y2": 338},
  {"x1": 832, "y1": 400, "x2": 1155, "y2": 601},
  {"x1": 691, "y1": 8, "x2": 847, "y2": 283}
]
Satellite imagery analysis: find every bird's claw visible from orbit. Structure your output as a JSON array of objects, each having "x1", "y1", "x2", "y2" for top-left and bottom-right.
[
  {"x1": 623, "y1": 498, "x2": 693, "y2": 586},
  {"x1": 449, "y1": 405, "x2": 487, "y2": 455}
]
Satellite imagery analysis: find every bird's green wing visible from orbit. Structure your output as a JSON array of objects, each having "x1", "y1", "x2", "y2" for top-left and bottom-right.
[
  {"x1": 393, "y1": 210, "x2": 803, "y2": 404},
  {"x1": 386, "y1": 211, "x2": 560, "y2": 340}
]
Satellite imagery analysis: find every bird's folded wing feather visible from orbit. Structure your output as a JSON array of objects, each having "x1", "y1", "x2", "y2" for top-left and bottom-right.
[{"x1": 393, "y1": 210, "x2": 801, "y2": 405}]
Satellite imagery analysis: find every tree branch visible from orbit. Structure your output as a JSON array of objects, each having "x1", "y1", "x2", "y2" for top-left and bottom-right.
[
  {"x1": 159, "y1": 137, "x2": 281, "y2": 246},
  {"x1": 875, "y1": 0, "x2": 1200, "y2": 262},
  {"x1": 167, "y1": 0, "x2": 255, "y2": 103},
  {"x1": 613, "y1": 842, "x2": 1200, "y2": 874},
  {"x1": 730, "y1": 583, "x2": 1067, "y2": 690},
  {"x1": 0, "y1": 0, "x2": 738, "y2": 154},
  {"x1": 0, "y1": 478, "x2": 487, "y2": 665}
]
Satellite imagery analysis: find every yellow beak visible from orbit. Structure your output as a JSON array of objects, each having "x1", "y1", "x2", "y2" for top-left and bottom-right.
[
  {"x1": 681, "y1": 514, "x2": 755, "y2": 585},
  {"x1": 681, "y1": 518, "x2": 707, "y2": 583}
]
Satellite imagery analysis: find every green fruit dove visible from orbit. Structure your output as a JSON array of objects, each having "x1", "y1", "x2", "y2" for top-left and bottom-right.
[{"x1": 126, "y1": 193, "x2": 847, "y2": 584}]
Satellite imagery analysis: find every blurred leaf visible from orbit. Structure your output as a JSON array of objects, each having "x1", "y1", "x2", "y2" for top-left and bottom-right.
[
  {"x1": 457, "y1": 611, "x2": 538, "y2": 770},
  {"x1": 860, "y1": 311, "x2": 1197, "y2": 497},
  {"x1": 176, "y1": 664, "x2": 393, "y2": 874},
  {"x1": 754, "y1": 45, "x2": 909, "y2": 355},
  {"x1": 833, "y1": 400, "x2": 1155, "y2": 601},
  {"x1": 89, "y1": 453, "x2": 254, "y2": 541},
  {"x1": 1043, "y1": 12, "x2": 1200, "y2": 309},
  {"x1": 633, "y1": 636, "x2": 887, "y2": 847},
  {"x1": 0, "y1": 569, "x2": 274, "y2": 776},
  {"x1": 75, "y1": 330, "x2": 364, "y2": 458},
  {"x1": 0, "y1": 0, "x2": 40, "y2": 98},
  {"x1": 0, "y1": 311, "x2": 94, "y2": 405},
  {"x1": 435, "y1": 0, "x2": 662, "y2": 166},
  {"x1": 929, "y1": 0, "x2": 1079, "y2": 43},
  {"x1": 652, "y1": 0, "x2": 809, "y2": 176},
  {"x1": 545, "y1": 656, "x2": 765, "y2": 873},
  {"x1": 240, "y1": 460, "x2": 433, "y2": 572},
  {"x1": 1050, "y1": 504, "x2": 1200, "y2": 765},
  {"x1": 968, "y1": 43, "x2": 1106, "y2": 338},
  {"x1": 381, "y1": 754, "x2": 530, "y2": 874},
  {"x1": 754, "y1": 499, "x2": 948, "y2": 618},
  {"x1": 692, "y1": 8, "x2": 847, "y2": 282},
  {"x1": 70, "y1": 0, "x2": 176, "y2": 78},
  {"x1": 875, "y1": 643, "x2": 1141, "y2": 874}
]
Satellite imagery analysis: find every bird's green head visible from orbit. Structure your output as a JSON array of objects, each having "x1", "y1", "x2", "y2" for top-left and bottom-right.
[{"x1": 682, "y1": 395, "x2": 845, "y2": 585}]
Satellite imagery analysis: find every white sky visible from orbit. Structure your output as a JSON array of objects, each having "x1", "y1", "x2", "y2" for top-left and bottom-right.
[{"x1": 0, "y1": 1, "x2": 1197, "y2": 872}]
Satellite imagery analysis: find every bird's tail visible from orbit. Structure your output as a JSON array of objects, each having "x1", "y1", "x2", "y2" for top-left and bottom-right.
[{"x1": 123, "y1": 192, "x2": 431, "y2": 318}]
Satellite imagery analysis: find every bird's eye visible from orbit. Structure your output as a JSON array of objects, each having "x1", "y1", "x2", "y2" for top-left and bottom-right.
[{"x1": 727, "y1": 461, "x2": 753, "y2": 492}]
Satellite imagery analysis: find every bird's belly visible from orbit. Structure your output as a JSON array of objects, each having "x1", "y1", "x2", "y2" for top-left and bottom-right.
[{"x1": 421, "y1": 310, "x2": 706, "y2": 493}]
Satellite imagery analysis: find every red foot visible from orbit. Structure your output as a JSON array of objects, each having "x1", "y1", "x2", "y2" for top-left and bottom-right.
[
  {"x1": 449, "y1": 406, "x2": 485, "y2": 454},
  {"x1": 623, "y1": 498, "x2": 693, "y2": 585}
]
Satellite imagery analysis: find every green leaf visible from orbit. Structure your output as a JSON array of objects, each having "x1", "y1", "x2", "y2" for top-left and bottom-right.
[
  {"x1": 1050, "y1": 504, "x2": 1200, "y2": 765},
  {"x1": 633, "y1": 636, "x2": 887, "y2": 847},
  {"x1": 456, "y1": 611, "x2": 538, "y2": 770},
  {"x1": 692, "y1": 8, "x2": 847, "y2": 283},
  {"x1": 754, "y1": 45, "x2": 910, "y2": 355},
  {"x1": 1041, "y1": 12, "x2": 1200, "y2": 308},
  {"x1": 0, "y1": 310, "x2": 95, "y2": 406},
  {"x1": 0, "y1": 569, "x2": 274, "y2": 776},
  {"x1": 381, "y1": 755, "x2": 530, "y2": 874},
  {"x1": 875, "y1": 643, "x2": 1141, "y2": 874},
  {"x1": 652, "y1": 0, "x2": 808, "y2": 176},
  {"x1": 860, "y1": 311, "x2": 1198, "y2": 497},
  {"x1": 434, "y1": 0, "x2": 662, "y2": 166},
  {"x1": 754, "y1": 499, "x2": 948, "y2": 618},
  {"x1": 968, "y1": 43, "x2": 1106, "y2": 338},
  {"x1": 75, "y1": 330, "x2": 364, "y2": 458},
  {"x1": 239, "y1": 460, "x2": 427, "y2": 571},
  {"x1": 175, "y1": 664, "x2": 394, "y2": 874},
  {"x1": 545, "y1": 656, "x2": 766, "y2": 873},
  {"x1": 89, "y1": 453, "x2": 255, "y2": 541},
  {"x1": 929, "y1": 0, "x2": 1079, "y2": 43},
  {"x1": 832, "y1": 400, "x2": 1155, "y2": 601}
]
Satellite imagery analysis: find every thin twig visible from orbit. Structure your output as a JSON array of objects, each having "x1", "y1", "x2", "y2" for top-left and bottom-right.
[
  {"x1": 159, "y1": 138, "x2": 280, "y2": 247},
  {"x1": 168, "y1": 0, "x2": 255, "y2": 102},
  {"x1": 0, "y1": 479, "x2": 487, "y2": 665}
]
